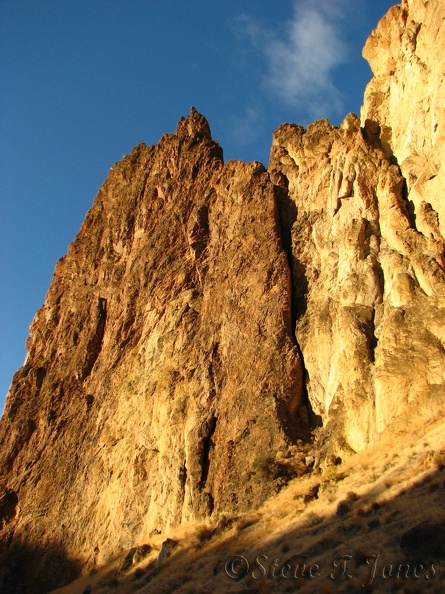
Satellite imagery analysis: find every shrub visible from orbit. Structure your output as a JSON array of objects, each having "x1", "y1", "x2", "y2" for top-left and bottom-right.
[
  {"x1": 252, "y1": 454, "x2": 276, "y2": 478},
  {"x1": 306, "y1": 512, "x2": 323, "y2": 526},
  {"x1": 322, "y1": 466, "x2": 338, "y2": 482},
  {"x1": 322, "y1": 466, "x2": 346, "y2": 484},
  {"x1": 368, "y1": 518, "x2": 380, "y2": 529},
  {"x1": 216, "y1": 512, "x2": 236, "y2": 532},
  {"x1": 433, "y1": 452, "x2": 445, "y2": 469},
  {"x1": 346, "y1": 491, "x2": 359, "y2": 502},
  {"x1": 195, "y1": 524, "x2": 214, "y2": 542},
  {"x1": 252, "y1": 448, "x2": 309, "y2": 484},
  {"x1": 236, "y1": 513, "x2": 261, "y2": 532},
  {"x1": 336, "y1": 500, "x2": 352, "y2": 517}
]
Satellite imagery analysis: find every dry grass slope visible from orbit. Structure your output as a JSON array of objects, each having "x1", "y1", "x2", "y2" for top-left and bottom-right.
[{"x1": 51, "y1": 417, "x2": 445, "y2": 594}]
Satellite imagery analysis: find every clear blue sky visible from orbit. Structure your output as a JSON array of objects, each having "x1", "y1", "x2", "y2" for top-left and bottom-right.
[{"x1": 0, "y1": 0, "x2": 395, "y2": 411}]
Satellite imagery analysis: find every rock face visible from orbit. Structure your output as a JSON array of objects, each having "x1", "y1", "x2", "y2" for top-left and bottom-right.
[
  {"x1": 269, "y1": 113, "x2": 445, "y2": 455},
  {"x1": 1, "y1": 1, "x2": 445, "y2": 592},
  {"x1": 267, "y1": 0, "x2": 445, "y2": 455},
  {"x1": 0, "y1": 108, "x2": 306, "y2": 593},
  {"x1": 362, "y1": 0, "x2": 445, "y2": 239}
]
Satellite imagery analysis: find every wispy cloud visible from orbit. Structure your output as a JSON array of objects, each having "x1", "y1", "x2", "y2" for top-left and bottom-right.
[{"x1": 238, "y1": 0, "x2": 351, "y2": 119}]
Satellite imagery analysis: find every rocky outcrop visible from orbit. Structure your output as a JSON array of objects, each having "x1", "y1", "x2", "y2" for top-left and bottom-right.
[
  {"x1": 362, "y1": 0, "x2": 445, "y2": 240},
  {"x1": 0, "y1": 108, "x2": 307, "y2": 593},
  {"x1": 267, "y1": 0, "x2": 445, "y2": 456},
  {"x1": 1, "y1": 1, "x2": 445, "y2": 592},
  {"x1": 269, "y1": 111, "x2": 445, "y2": 456}
]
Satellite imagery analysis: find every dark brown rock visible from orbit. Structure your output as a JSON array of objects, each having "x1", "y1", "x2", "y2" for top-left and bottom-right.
[
  {"x1": 118, "y1": 544, "x2": 152, "y2": 574},
  {"x1": 156, "y1": 538, "x2": 178, "y2": 564}
]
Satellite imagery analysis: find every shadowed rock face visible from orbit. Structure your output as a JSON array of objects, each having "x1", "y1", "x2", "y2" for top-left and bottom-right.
[{"x1": 1, "y1": 1, "x2": 445, "y2": 591}]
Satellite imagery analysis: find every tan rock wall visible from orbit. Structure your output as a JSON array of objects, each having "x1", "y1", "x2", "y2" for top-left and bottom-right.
[
  {"x1": 269, "y1": 110, "x2": 445, "y2": 455},
  {"x1": 362, "y1": 0, "x2": 445, "y2": 240}
]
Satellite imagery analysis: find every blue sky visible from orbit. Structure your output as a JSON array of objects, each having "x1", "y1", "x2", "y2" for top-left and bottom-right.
[{"x1": 0, "y1": 0, "x2": 395, "y2": 411}]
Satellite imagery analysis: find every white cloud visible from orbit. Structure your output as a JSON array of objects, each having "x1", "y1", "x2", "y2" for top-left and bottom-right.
[{"x1": 239, "y1": 0, "x2": 350, "y2": 119}]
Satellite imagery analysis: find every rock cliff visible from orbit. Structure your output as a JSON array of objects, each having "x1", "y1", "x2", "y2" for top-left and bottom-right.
[
  {"x1": 269, "y1": 0, "x2": 445, "y2": 456},
  {"x1": 0, "y1": 108, "x2": 307, "y2": 593},
  {"x1": 1, "y1": 1, "x2": 444, "y2": 592},
  {"x1": 269, "y1": 112, "x2": 445, "y2": 456},
  {"x1": 362, "y1": 0, "x2": 445, "y2": 239}
]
